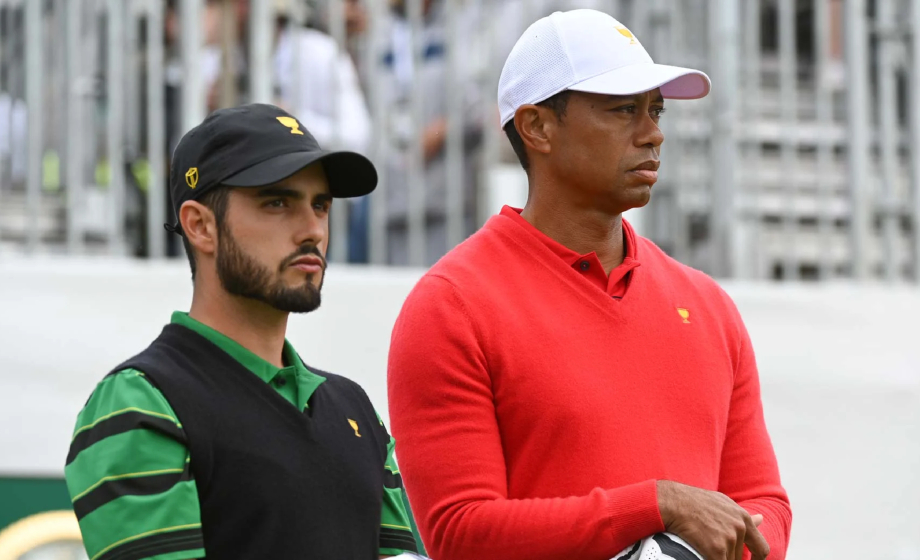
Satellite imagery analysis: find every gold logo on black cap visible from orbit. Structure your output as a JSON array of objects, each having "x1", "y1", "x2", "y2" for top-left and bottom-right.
[
  {"x1": 276, "y1": 116, "x2": 304, "y2": 135},
  {"x1": 185, "y1": 167, "x2": 199, "y2": 189}
]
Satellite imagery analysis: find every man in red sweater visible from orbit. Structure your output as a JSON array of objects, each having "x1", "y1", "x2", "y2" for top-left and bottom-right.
[{"x1": 388, "y1": 9, "x2": 791, "y2": 560}]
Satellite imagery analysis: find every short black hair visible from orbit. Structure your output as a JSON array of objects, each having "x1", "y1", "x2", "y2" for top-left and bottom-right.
[
  {"x1": 180, "y1": 186, "x2": 231, "y2": 280},
  {"x1": 503, "y1": 90, "x2": 572, "y2": 173}
]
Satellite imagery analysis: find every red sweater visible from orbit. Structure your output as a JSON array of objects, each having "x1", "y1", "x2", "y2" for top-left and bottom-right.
[{"x1": 388, "y1": 207, "x2": 792, "y2": 560}]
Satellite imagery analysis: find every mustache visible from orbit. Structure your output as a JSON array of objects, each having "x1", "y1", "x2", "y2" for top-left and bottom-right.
[{"x1": 279, "y1": 245, "x2": 327, "y2": 273}]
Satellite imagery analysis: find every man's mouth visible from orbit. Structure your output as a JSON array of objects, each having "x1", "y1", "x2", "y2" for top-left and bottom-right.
[
  {"x1": 629, "y1": 160, "x2": 660, "y2": 183},
  {"x1": 288, "y1": 254, "x2": 325, "y2": 274}
]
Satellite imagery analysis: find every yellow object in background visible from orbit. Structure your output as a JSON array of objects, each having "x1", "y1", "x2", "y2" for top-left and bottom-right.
[
  {"x1": 42, "y1": 151, "x2": 60, "y2": 192},
  {"x1": 94, "y1": 160, "x2": 110, "y2": 189},
  {"x1": 0, "y1": 510, "x2": 83, "y2": 560}
]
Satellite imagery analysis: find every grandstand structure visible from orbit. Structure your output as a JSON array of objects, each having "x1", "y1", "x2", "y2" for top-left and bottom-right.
[{"x1": 0, "y1": 0, "x2": 918, "y2": 281}]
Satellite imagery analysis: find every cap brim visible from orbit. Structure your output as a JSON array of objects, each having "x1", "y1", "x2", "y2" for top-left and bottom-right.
[
  {"x1": 221, "y1": 150, "x2": 377, "y2": 198},
  {"x1": 568, "y1": 63, "x2": 711, "y2": 100}
]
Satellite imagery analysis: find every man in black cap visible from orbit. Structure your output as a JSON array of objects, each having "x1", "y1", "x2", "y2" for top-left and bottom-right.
[{"x1": 64, "y1": 104, "x2": 424, "y2": 560}]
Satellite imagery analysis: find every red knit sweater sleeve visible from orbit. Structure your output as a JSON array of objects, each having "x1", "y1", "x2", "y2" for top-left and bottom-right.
[
  {"x1": 718, "y1": 300, "x2": 793, "y2": 560},
  {"x1": 388, "y1": 275, "x2": 663, "y2": 560}
]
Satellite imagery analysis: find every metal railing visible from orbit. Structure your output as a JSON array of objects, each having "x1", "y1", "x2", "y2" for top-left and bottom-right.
[
  {"x1": 1, "y1": 0, "x2": 918, "y2": 281},
  {"x1": 1, "y1": 0, "x2": 169, "y2": 258}
]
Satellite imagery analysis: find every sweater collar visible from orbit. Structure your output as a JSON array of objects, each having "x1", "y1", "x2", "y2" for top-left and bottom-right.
[
  {"x1": 170, "y1": 312, "x2": 326, "y2": 405},
  {"x1": 498, "y1": 206, "x2": 641, "y2": 283}
]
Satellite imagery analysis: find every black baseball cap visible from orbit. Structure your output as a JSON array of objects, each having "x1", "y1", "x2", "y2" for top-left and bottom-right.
[{"x1": 166, "y1": 103, "x2": 377, "y2": 233}]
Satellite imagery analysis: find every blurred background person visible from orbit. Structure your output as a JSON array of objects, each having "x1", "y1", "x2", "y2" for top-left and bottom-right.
[
  {"x1": 376, "y1": 0, "x2": 484, "y2": 266},
  {"x1": 198, "y1": 0, "x2": 371, "y2": 154},
  {"x1": 309, "y1": 0, "x2": 370, "y2": 69},
  {"x1": 272, "y1": 0, "x2": 372, "y2": 155},
  {"x1": 0, "y1": 92, "x2": 26, "y2": 190},
  {"x1": 272, "y1": 0, "x2": 374, "y2": 262},
  {"x1": 167, "y1": 0, "x2": 373, "y2": 261}
]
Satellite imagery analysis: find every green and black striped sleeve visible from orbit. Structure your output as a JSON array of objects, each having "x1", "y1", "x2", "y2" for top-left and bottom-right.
[
  {"x1": 65, "y1": 369, "x2": 205, "y2": 560},
  {"x1": 379, "y1": 420, "x2": 425, "y2": 557}
]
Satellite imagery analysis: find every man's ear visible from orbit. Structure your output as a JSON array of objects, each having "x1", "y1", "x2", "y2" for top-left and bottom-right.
[
  {"x1": 179, "y1": 200, "x2": 218, "y2": 259},
  {"x1": 514, "y1": 104, "x2": 556, "y2": 158}
]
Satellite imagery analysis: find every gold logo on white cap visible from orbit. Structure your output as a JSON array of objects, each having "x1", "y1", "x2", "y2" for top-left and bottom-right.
[{"x1": 616, "y1": 25, "x2": 637, "y2": 45}]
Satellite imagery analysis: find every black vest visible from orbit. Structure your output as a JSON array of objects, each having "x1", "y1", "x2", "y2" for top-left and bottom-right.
[{"x1": 114, "y1": 324, "x2": 388, "y2": 559}]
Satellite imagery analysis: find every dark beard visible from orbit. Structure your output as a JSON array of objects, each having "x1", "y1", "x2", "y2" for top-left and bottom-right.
[{"x1": 216, "y1": 225, "x2": 325, "y2": 314}]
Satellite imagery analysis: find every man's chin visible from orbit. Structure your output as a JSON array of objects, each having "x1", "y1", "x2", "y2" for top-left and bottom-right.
[
  {"x1": 286, "y1": 301, "x2": 322, "y2": 314},
  {"x1": 634, "y1": 188, "x2": 652, "y2": 208},
  {"x1": 605, "y1": 185, "x2": 652, "y2": 214},
  {"x1": 624, "y1": 183, "x2": 652, "y2": 208},
  {"x1": 268, "y1": 292, "x2": 322, "y2": 314}
]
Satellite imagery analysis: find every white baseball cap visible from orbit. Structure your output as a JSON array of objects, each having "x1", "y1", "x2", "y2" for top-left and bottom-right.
[{"x1": 498, "y1": 9, "x2": 711, "y2": 127}]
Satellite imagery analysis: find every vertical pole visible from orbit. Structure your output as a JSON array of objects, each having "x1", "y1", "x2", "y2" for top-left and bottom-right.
[
  {"x1": 666, "y1": 0, "x2": 690, "y2": 266},
  {"x1": 367, "y1": 0, "x2": 389, "y2": 264},
  {"x1": 124, "y1": 0, "x2": 140, "y2": 157},
  {"x1": 328, "y1": 0, "x2": 348, "y2": 263},
  {"x1": 444, "y1": 0, "x2": 464, "y2": 250},
  {"x1": 66, "y1": 0, "x2": 84, "y2": 253},
  {"x1": 815, "y1": 0, "x2": 834, "y2": 279},
  {"x1": 876, "y1": 0, "x2": 900, "y2": 281},
  {"x1": 911, "y1": 0, "x2": 920, "y2": 281},
  {"x1": 107, "y1": 0, "x2": 126, "y2": 255},
  {"x1": 5, "y1": 0, "x2": 20, "y2": 191},
  {"x1": 218, "y1": 0, "x2": 237, "y2": 109},
  {"x1": 406, "y1": 0, "x2": 425, "y2": 266},
  {"x1": 147, "y1": 0, "x2": 166, "y2": 258},
  {"x1": 743, "y1": 0, "x2": 763, "y2": 279},
  {"x1": 0, "y1": 0, "x2": 8, "y2": 241},
  {"x1": 634, "y1": 0, "x2": 665, "y2": 242},
  {"x1": 478, "y1": 0, "x2": 501, "y2": 229},
  {"x1": 708, "y1": 0, "x2": 740, "y2": 278},
  {"x1": 85, "y1": 0, "x2": 100, "y2": 187},
  {"x1": 286, "y1": 0, "x2": 303, "y2": 122},
  {"x1": 844, "y1": 0, "x2": 872, "y2": 280},
  {"x1": 180, "y1": 0, "x2": 205, "y2": 132},
  {"x1": 778, "y1": 0, "x2": 798, "y2": 280},
  {"x1": 328, "y1": 0, "x2": 346, "y2": 147},
  {"x1": 25, "y1": 0, "x2": 43, "y2": 253},
  {"x1": 249, "y1": 0, "x2": 273, "y2": 104}
]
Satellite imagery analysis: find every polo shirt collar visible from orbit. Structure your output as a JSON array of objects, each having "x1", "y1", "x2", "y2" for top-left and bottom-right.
[
  {"x1": 170, "y1": 312, "x2": 326, "y2": 400},
  {"x1": 499, "y1": 206, "x2": 641, "y2": 281}
]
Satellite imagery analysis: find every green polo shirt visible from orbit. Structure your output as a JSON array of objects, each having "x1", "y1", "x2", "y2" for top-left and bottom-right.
[{"x1": 65, "y1": 312, "x2": 422, "y2": 560}]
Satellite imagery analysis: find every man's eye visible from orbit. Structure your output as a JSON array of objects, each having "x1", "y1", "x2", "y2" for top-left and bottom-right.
[
  {"x1": 613, "y1": 104, "x2": 637, "y2": 113},
  {"x1": 313, "y1": 202, "x2": 331, "y2": 212},
  {"x1": 651, "y1": 107, "x2": 667, "y2": 118},
  {"x1": 265, "y1": 199, "x2": 287, "y2": 208}
]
